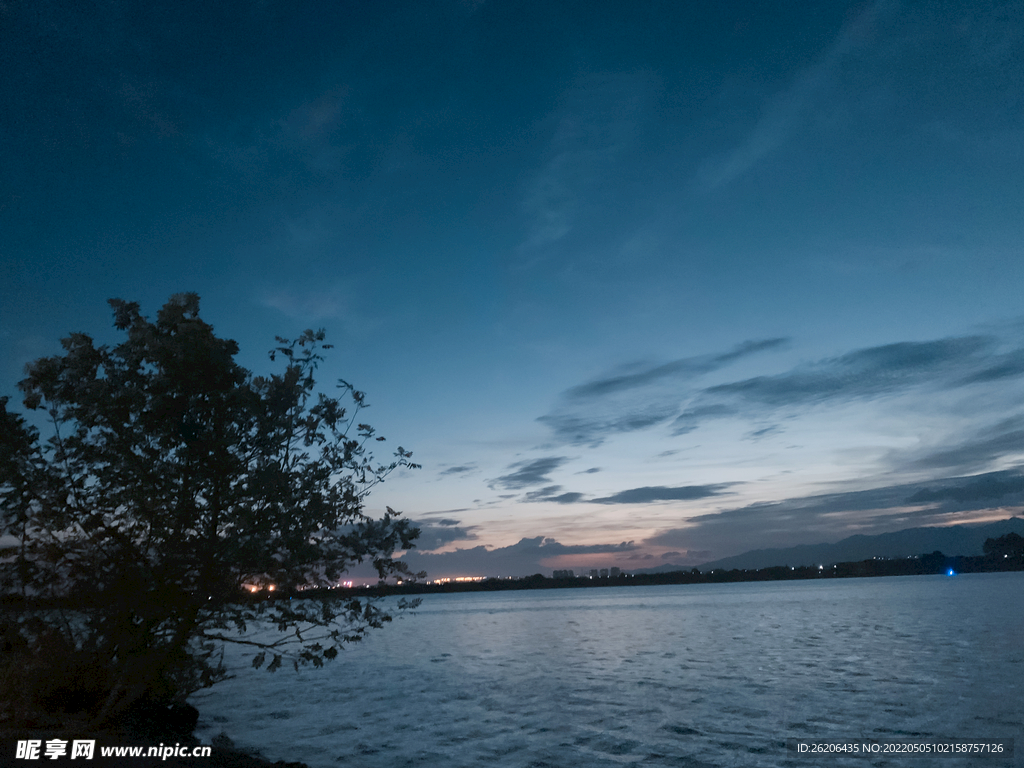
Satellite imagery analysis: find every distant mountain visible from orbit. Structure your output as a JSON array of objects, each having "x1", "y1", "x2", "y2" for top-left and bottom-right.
[
  {"x1": 637, "y1": 517, "x2": 1024, "y2": 574},
  {"x1": 626, "y1": 562, "x2": 701, "y2": 575}
]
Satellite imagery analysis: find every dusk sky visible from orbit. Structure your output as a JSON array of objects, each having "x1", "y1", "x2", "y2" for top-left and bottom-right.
[{"x1": 3, "y1": 0, "x2": 1023, "y2": 579}]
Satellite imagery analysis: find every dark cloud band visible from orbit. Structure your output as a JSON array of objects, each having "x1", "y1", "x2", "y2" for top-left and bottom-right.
[{"x1": 592, "y1": 484, "x2": 734, "y2": 504}]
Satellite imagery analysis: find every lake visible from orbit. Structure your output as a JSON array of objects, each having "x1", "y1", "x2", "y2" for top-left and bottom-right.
[{"x1": 191, "y1": 573, "x2": 1023, "y2": 767}]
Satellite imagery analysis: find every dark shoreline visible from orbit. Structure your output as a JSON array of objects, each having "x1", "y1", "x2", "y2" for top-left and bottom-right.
[
  {"x1": 4, "y1": 549, "x2": 1021, "y2": 613},
  {"x1": 358, "y1": 548, "x2": 1024, "y2": 597}
]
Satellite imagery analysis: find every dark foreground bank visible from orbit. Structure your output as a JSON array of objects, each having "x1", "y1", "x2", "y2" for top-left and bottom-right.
[
  {"x1": 1, "y1": 731, "x2": 308, "y2": 768},
  {"x1": 1, "y1": 707, "x2": 308, "y2": 768}
]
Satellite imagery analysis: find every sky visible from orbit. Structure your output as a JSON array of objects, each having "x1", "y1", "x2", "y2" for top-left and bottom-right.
[{"x1": 2, "y1": 0, "x2": 1023, "y2": 579}]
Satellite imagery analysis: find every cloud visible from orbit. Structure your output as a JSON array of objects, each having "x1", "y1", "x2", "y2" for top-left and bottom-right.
[
  {"x1": 654, "y1": 549, "x2": 711, "y2": 563},
  {"x1": 539, "y1": 404, "x2": 682, "y2": 447},
  {"x1": 489, "y1": 456, "x2": 568, "y2": 490},
  {"x1": 399, "y1": 536, "x2": 639, "y2": 578},
  {"x1": 407, "y1": 518, "x2": 479, "y2": 552},
  {"x1": 438, "y1": 463, "x2": 478, "y2": 477},
  {"x1": 283, "y1": 87, "x2": 348, "y2": 143},
  {"x1": 908, "y1": 472, "x2": 1024, "y2": 504},
  {"x1": 510, "y1": 481, "x2": 732, "y2": 506},
  {"x1": 592, "y1": 484, "x2": 734, "y2": 505},
  {"x1": 564, "y1": 338, "x2": 787, "y2": 401},
  {"x1": 957, "y1": 347, "x2": 1024, "y2": 385},
  {"x1": 669, "y1": 404, "x2": 737, "y2": 436},
  {"x1": 644, "y1": 468, "x2": 1024, "y2": 559},
  {"x1": 745, "y1": 425, "x2": 782, "y2": 441},
  {"x1": 697, "y1": 0, "x2": 890, "y2": 190},
  {"x1": 538, "y1": 338, "x2": 786, "y2": 445},
  {"x1": 704, "y1": 337, "x2": 993, "y2": 409},
  {"x1": 523, "y1": 485, "x2": 586, "y2": 504},
  {"x1": 670, "y1": 336, "x2": 1024, "y2": 450},
  {"x1": 520, "y1": 72, "x2": 656, "y2": 251},
  {"x1": 547, "y1": 492, "x2": 585, "y2": 504},
  {"x1": 258, "y1": 284, "x2": 350, "y2": 321},
  {"x1": 540, "y1": 332, "x2": 1024, "y2": 449},
  {"x1": 905, "y1": 419, "x2": 1024, "y2": 475}
]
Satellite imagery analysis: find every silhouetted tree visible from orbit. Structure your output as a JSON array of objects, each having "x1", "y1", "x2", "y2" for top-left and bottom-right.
[
  {"x1": 984, "y1": 533, "x2": 1024, "y2": 558},
  {"x1": 0, "y1": 294, "x2": 421, "y2": 728}
]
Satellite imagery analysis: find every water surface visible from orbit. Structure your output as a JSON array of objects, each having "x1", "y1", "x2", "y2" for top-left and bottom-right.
[{"x1": 193, "y1": 573, "x2": 1024, "y2": 767}]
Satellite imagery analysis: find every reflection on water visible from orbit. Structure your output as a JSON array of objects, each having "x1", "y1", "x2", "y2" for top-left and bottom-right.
[{"x1": 193, "y1": 573, "x2": 1023, "y2": 767}]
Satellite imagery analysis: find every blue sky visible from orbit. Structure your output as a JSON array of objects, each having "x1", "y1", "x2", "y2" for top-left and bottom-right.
[{"x1": 2, "y1": 0, "x2": 1023, "y2": 578}]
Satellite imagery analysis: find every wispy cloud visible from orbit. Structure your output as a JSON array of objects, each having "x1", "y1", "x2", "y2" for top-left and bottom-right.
[
  {"x1": 507, "y1": 482, "x2": 734, "y2": 507},
  {"x1": 258, "y1": 284, "x2": 351, "y2": 321},
  {"x1": 901, "y1": 418, "x2": 1024, "y2": 475},
  {"x1": 539, "y1": 332, "x2": 1024, "y2": 462},
  {"x1": 539, "y1": 404, "x2": 682, "y2": 447},
  {"x1": 564, "y1": 339, "x2": 787, "y2": 401},
  {"x1": 701, "y1": 337, "x2": 992, "y2": 410},
  {"x1": 669, "y1": 404, "x2": 737, "y2": 436},
  {"x1": 520, "y1": 71, "x2": 656, "y2": 251},
  {"x1": 438, "y1": 463, "x2": 478, "y2": 477},
  {"x1": 592, "y1": 484, "x2": 735, "y2": 505},
  {"x1": 522, "y1": 486, "x2": 586, "y2": 504},
  {"x1": 696, "y1": 0, "x2": 891, "y2": 190},
  {"x1": 489, "y1": 456, "x2": 569, "y2": 490},
  {"x1": 957, "y1": 346, "x2": 1024, "y2": 385},
  {"x1": 206, "y1": 86, "x2": 354, "y2": 181},
  {"x1": 745, "y1": 425, "x2": 782, "y2": 441},
  {"x1": 539, "y1": 338, "x2": 785, "y2": 445}
]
